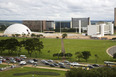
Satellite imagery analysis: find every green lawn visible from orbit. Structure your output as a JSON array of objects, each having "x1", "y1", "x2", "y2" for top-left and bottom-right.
[
  {"x1": 0, "y1": 64, "x2": 8, "y2": 68},
  {"x1": 64, "y1": 39, "x2": 116, "y2": 63},
  {"x1": 0, "y1": 37, "x2": 116, "y2": 64},
  {"x1": 0, "y1": 67, "x2": 66, "y2": 77}
]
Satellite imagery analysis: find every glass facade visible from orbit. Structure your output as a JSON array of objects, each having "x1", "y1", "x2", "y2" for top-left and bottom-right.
[{"x1": 55, "y1": 21, "x2": 70, "y2": 29}]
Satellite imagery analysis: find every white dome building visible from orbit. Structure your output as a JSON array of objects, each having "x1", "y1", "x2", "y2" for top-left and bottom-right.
[{"x1": 4, "y1": 23, "x2": 31, "y2": 35}]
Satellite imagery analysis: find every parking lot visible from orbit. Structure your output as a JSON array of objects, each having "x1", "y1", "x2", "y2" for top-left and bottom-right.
[{"x1": 0, "y1": 55, "x2": 102, "y2": 71}]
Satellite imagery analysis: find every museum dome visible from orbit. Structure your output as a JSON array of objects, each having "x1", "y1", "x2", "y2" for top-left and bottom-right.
[{"x1": 4, "y1": 23, "x2": 31, "y2": 35}]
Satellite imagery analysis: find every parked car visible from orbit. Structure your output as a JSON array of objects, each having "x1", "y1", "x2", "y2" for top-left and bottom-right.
[
  {"x1": 0, "y1": 56, "x2": 3, "y2": 59},
  {"x1": 59, "y1": 62, "x2": 64, "y2": 65},
  {"x1": 33, "y1": 59, "x2": 38, "y2": 62},
  {"x1": 10, "y1": 60, "x2": 16, "y2": 63},
  {"x1": 15, "y1": 57, "x2": 21, "y2": 62},
  {"x1": 50, "y1": 64, "x2": 55, "y2": 67},
  {"x1": 45, "y1": 62, "x2": 50, "y2": 65},
  {"x1": 47, "y1": 60, "x2": 53, "y2": 62},
  {"x1": 41, "y1": 60, "x2": 47, "y2": 63},
  {"x1": 20, "y1": 55, "x2": 27, "y2": 59},
  {"x1": 63, "y1": 60, "x2": 69, "y2": 63},
  {"x1": 0, "y1": 68, "x2": 4, "y2": 71},
  {"x1": 92, "y1": 64, "x2": 99, "y2": 67},
  {"x1": 11, "y1": 65, "x2": 16, "y2": 68},
  {"x1": 53, "y1": 63, "x2": 59, "y2": 66},
  {"x1": 88, "y1": 65, "x2": 94, "y2": 69},
  {"x1": 20, "y1": 61, "x2": 26, "y2": 65},
  {"x1": 67, "y1": 62, "x2": 71, "y2": 65},
  {"x1": 27, "y1": 60, "x2": 35, "y2": 64},
  {"x1": 60, "y1": 65, "x2": 65, "y2": 68},
  {"x1": 2, "y1": 59, "x2": 6, "y2": 62},
  {"x1": 9, "y1": 57, "x2": 14, "y2": 60}
]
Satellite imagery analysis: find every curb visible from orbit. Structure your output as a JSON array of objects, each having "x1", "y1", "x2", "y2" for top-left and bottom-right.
[{"x1": 106, "y1": 45, "x2": 116, "y2": 57}]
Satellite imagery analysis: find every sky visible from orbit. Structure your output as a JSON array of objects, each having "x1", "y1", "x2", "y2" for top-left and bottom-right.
[{"x1": 0, "y1": 0, "x2": 115, "y2": 20}]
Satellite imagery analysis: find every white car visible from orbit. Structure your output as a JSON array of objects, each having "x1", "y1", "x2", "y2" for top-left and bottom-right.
[
  {"x1": 70, "y1": 62, "x2": 79, "y2": 66},
  {"x1": 27, "y1": 60, "x2": 34, "y2": 64},
  {"x1": 20, "y1": 61, "x2": 26, "y2": 65},
  {"x1": 20, "y1": 55, "x2": 27, "y2": 59}
]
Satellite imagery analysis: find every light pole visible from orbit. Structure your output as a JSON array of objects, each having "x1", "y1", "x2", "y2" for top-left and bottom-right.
[{"x1": 60, "y1": 21, "x2": 61, "y2": 34}]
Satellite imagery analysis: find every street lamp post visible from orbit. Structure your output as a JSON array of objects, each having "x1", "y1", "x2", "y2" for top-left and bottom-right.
[{"x1": 60, "y1": 21, "x2": 61, "y2": 34}]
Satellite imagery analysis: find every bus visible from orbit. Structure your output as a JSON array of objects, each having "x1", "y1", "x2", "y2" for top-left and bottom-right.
[{"x1": 104, "y1": 61, "x2": 116, "y2": 67}]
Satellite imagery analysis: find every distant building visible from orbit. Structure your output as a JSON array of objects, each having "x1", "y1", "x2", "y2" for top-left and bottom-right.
[
  {"x1": 4, "y1": 23, "x2": 31, "y2": 35},
  {"x1": 23, "y1": 20, "x2": 54, "y2": 32},
  {"x1": 72, "y1": 17, "x2": 90, "y2": 31},
  {"x1": 87, "y1": 22, "x2": 114, "y2": 37},
  {"x1": 114, "y1": 8, "x2": 116, "y2": 26},
  {"x1": 55, "y1": 21, "x2": 71, "y2": 29}
]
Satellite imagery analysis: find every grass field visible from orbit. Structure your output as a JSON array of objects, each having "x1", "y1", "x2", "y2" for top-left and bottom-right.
[
  {"x1": 0, "y1": 67, "x2": 65, "y2": 77},
  {"x1": 0, "y1": 64, "x2": 8, "y2": 68},
  {"x1": 0, "y1": 37, "x2": 116, "y2": 64}
]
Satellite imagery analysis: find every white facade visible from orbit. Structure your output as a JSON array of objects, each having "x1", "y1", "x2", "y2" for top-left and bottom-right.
[
  {"x1": 4, "y1": 23, "x2": 32, "y2": 35},
  {"x1": 87, "y1": 23, "x2": 114, "y2": 37}
]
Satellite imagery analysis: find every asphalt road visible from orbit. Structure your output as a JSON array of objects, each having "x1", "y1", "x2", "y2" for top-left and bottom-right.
[{"x1": 107, "y1": 46, "x2": 116, "y2": 57}]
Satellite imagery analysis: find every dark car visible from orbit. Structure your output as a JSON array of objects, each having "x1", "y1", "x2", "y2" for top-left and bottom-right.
[
  {"x1": 60, "y1": 65, "x2": 65, "y2": 68},
  {"x1": 92, "y1": 64, "x2": 99, "y2": 67},
  {"x1": 54, "y1": 63, "x2": 59, "y2": 66},
  {"x1": 50, "y1": 64, "x2": 55, "y2": 67},
  {"x1": 88, "y1": 65, "x2": 94, "y2": 69},
  {"x1": 45, "y1": 62, "x2": 50, "y2": 65},
  {"x1": 15, "y1": 57, "x2": 21, "y2": 62},
  {"x1": 33, "y1": 59, "x2": 38, "y2": 62},
  {"x1": 2, "y1": 59, "x2": 6, "y2": 62}
]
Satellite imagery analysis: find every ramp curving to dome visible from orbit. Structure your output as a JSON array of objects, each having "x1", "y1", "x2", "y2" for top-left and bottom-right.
[{"x1": 4, "y1": 23, "x2": 31, "y2": 35}]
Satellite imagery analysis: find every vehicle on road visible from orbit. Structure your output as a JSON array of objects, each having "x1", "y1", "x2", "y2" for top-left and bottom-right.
[
  {"x1": 27, "y1": 60, "x2": 35, "y2": 64},
  {"x1": 20, "y1": 61, "x2": 26, "y2": 65},
  {"x1": 47, "y1": 60, "x2": 53, "y2": 62},
  {"x1": 33, "y1": 59, "x2": 38, "y2": 62},
  {"x1": 60, "y1": 65, "x2": 65, "y2": 68},
  {"x1": 20, "y1": 55, "x2": 27, "y2": 59},
  {"x1": 49, "y1": 64, "x2": 55, "y2": 67}
]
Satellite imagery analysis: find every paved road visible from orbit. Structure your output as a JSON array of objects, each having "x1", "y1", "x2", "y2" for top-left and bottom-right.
[
  {"x1": 107, "y1": 46, "x2": 116, "y2": 57},
  {"x1": 24, "y1": 65, "x2": 69, "y2": 71}
]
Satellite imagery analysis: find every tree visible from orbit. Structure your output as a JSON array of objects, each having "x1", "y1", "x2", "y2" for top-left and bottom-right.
[
  {"x1": 113, "y1": 53, "x2": 116, "y2": 59},
  {"x1": 65, "y1": 67, "x2": 116, "y2": 77},
  {"x1": 12, "y1": 34, "x2": 15, "y2": 37},
  {"x1": 53, "y1": 53, "x2": 59, "y2": 59},
  {"x1": 5, "y1": 38, "x2": 19, "y2": 55},
  {"x1": 23, "y1": 38, "x2": 44, "y2": 57},
  {"x1": 31, "y1": 33, "x2": 36, "y2": 38},
  {"x1": 65, "y1": 53, "x2": 73, "y2": 58},
  {"x1": 32, "y1": 38, "x2": 44, "y2": 57},
  {"x1": 82, "y1": 51, "x2": 91, "y2": 62},
  {"x1": 75, "y1": 52, "x2": 83, "y2": 62},
  {"x1": 0, "y1": 40, "x2": 6, "y2": 54},
  {"x1": 15, "y1": 34, "x2": 20, "y2": 37},
  {"x1": 62, "y1": 33, "x2": 67, "y2": 39}
]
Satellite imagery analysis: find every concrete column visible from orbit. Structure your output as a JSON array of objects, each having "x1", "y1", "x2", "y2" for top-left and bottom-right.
[
  {"x1": 111, "y1": 24, "x2": 114, "y2": 35},
  {"x1": 101, "y1": 24, "x2": 105, "y2": 36},
  {"x1": 79, "y1": 20, "x2": 81, "y2": 34},
  {"x1": 70, "y1": 21, "x2": 72, "y2": 28}
]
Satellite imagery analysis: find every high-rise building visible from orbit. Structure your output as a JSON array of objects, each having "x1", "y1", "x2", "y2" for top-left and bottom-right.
[
  {"x1": 72, "y1": 17, "x2": 90, "y2": 31},
  {"x1": 55, "y1": 21, "x2": 71, "y2": 29},
  {"x1": 114, "y1": 8, "x2": 116, "y2": 26},
  {"x1": 23, "y1": 20, "x2": 54, "y2": 32}
]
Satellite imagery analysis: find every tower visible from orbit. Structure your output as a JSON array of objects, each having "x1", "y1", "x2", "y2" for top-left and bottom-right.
[{"x1": 114, "y1": 8, "x2": 116, "y2": 26}]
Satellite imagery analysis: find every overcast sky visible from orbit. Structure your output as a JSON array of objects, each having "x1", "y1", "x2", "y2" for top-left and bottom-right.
[{"x1": 0, "y1": 0, "x2": 115, "y2": 20}]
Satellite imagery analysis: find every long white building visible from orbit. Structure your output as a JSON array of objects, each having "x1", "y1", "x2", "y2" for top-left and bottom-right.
[{"x1": 87, "y1": 22, "x2": 114, "y2": 37}]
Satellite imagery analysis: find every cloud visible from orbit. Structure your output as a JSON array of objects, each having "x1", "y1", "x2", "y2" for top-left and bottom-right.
[{"x1": 0, "y1": 0, "x2": 115, "y2": 20}]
